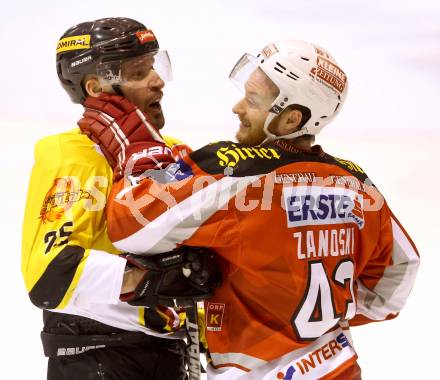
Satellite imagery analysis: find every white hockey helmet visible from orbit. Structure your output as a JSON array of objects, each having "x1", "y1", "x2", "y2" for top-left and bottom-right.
[{"x1": 230, "y1": 40, "x2": 349, "y2": 141}]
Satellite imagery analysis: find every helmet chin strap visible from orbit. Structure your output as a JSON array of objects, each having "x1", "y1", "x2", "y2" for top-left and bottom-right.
[
  {"x1": 112, "y1": 84, "x2": 125, "y2": 97},
  {"x1": 261, "y1": 111, "x2": 310, "y2": 145},
  {"x1": 261, "y1": 113, "x2": 278, "y2": 144}
]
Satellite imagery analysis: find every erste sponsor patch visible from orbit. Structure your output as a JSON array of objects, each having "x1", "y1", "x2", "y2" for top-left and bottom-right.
[{"x1": 283, "y1": 185, "x2": 364, "y2": 229}]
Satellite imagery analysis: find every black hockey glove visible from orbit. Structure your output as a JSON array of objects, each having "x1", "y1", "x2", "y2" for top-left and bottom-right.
[{"x1": 120, "y1": 246, "x2": 222, "y2": 308}]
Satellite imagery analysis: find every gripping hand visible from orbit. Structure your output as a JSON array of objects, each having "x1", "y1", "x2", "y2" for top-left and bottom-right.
[
  {"x1": 120, "y1": 247, "x2": 221, "y2": 308},
  {"x1": 78, "y1": 94, "x2": 174, "y2": 180}
]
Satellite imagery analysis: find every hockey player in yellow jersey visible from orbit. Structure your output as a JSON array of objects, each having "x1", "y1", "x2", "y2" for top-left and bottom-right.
[{"x1": 21, "y1": 17, "x2": 218, "y2": 380}]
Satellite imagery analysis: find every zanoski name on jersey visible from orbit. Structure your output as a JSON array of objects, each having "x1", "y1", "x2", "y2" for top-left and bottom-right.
[{"x1": 293, "y1": 227, "x2": 355, "y2": 260}]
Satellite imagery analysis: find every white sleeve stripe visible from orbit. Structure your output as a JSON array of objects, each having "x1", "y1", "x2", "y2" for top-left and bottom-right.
[
  {"x1": 114, "y1": 175, "x2": 262, "y2": 254},
  {"x1": 356, "y1": 218, "x2": 419, "y2": 320},
  {"x1": 390, "y1": 218, "x2": 419, "y2": 262},
  {"x1": 67, "y1": 250, "x2": 126, "y2": 307},
  {"x1": 210, "y1": 352, "x2": 266, "y2": 370}
]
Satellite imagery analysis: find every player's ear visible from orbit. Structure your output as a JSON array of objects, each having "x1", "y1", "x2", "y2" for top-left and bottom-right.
[
  {"x1": 83, "y1": 75, "x2": 102, "y2": 98},
  {"x1": 279, "y1": 108, "x2": 303, "y2": 135}
]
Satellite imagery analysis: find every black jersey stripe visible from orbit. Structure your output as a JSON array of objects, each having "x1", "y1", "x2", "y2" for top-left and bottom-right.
[
  {"x1": 189, "y1": 140, "x2": 371, "y2": 184},
  {"x1": 29, "y1": 245, "x2": 85, "y2": 309}
]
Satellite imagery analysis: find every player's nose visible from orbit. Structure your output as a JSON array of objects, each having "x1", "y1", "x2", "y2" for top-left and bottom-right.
[
  {"x1": 232, "y1": 98, "x2": 245, "y2": 115},
  {"x1": 149, "y1": 70, "x2": 165, "y2": 90}
]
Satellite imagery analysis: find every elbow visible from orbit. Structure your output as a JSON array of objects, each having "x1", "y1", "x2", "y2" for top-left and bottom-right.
[
  {"x1": 27, "y1": 245, "x2": 86, "y2": 310},
  {"x1": 407, "y1": 254, "x2": 420, "y2": 284},
  {"x1": 22, "y1": 260, "x2": 58, "y2": 310},
  {"x1": 413, "y1": 255, "x2": 421, "y2": 270},
  {"x1": 28, "y1": 292, "x2": 58, "y2": 310}
]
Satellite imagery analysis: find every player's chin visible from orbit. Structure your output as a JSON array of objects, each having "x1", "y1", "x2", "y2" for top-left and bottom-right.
[
  {"x1": 236, "y1": 130, "x2": 256, "y2": 146},
  {"x1": 143, "y1": 102, "x2": 164, "y2": 128},
  {"x1": 154, "y1": 113, "x2": 165, "y2": 129},
  {"x1": 149, "y1": 110, "x2": 165, "y2": 129},
  {"x1": 236, "y1": 128, "x2": 264, "y2": 146}
]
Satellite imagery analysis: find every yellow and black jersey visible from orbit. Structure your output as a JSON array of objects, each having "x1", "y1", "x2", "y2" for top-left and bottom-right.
[{"x1": 21, "y1": 127, "x2": 191, "y2": 335}]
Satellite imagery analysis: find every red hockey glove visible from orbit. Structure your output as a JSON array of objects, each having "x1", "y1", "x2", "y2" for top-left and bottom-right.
[{"x1": 78, "y1": 93, "x2": 174, "y2": 180}]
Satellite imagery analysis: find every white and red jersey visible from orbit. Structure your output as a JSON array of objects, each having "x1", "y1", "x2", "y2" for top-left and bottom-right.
[{"x1": 107, "y1": 139, "x2": 419, "y2": 379}]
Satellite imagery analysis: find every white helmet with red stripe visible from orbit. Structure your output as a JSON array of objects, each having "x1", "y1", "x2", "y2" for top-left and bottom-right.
[{"x1": 230, "y1": 40, "x2": 349, "y2": 141}]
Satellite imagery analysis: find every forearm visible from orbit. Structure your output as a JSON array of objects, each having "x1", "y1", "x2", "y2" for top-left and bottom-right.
[
  {"x1": 69, "y1": 248, "x2": 127, "y2": 307},
  {"x1": 24, "y1": 244, "x2": 126, "y2": 310},
  {"x1": 121, "y1": 266, "x2": 147, "y2": 294}
]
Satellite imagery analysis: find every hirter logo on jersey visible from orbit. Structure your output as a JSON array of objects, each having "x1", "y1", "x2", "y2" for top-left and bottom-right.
[
  {"x1": 136, "y1": 30, "x2": 156, "y2": 44},
  {"x1": 206, "y1": 302, "x2": 225, "y2": 332},
  {"x1": 283, "y1": 186, "x2": 365, "y2": 230}
]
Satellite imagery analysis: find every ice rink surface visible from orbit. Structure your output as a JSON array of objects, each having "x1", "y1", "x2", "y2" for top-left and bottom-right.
[{"x1": 1, "y1": 0, "x2": 439, "y2": 378}]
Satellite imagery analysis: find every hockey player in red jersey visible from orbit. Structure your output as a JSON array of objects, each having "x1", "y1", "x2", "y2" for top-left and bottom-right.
[{"x1": 80, "y1": 40, "x2": 420, "y2": 379}]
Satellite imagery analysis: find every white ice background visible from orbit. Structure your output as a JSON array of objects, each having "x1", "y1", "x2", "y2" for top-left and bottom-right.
[{"x1": 0, "y1": 0, "x2": 439, "y2": 378}]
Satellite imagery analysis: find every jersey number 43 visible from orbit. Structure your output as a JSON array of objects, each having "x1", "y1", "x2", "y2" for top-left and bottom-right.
[{"x1": 292, "y1": 260, "x2": 355, "y2": 341}]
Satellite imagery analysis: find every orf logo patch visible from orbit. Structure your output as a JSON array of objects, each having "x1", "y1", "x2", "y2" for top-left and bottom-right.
[{"x1": 206, "y1": 303, "x2": 225, "y2": 332}]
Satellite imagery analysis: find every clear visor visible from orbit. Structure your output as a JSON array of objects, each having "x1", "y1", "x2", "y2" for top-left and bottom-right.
[
  {"x1": 96, "y1": 50, "x2": 172, "y2": 89},
  {"x1": 229, "y1": 53, "x2": 280, "y2": 110},
  {"x1": 229, "y1": 53, "x2": 259, "y2": 93}
]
